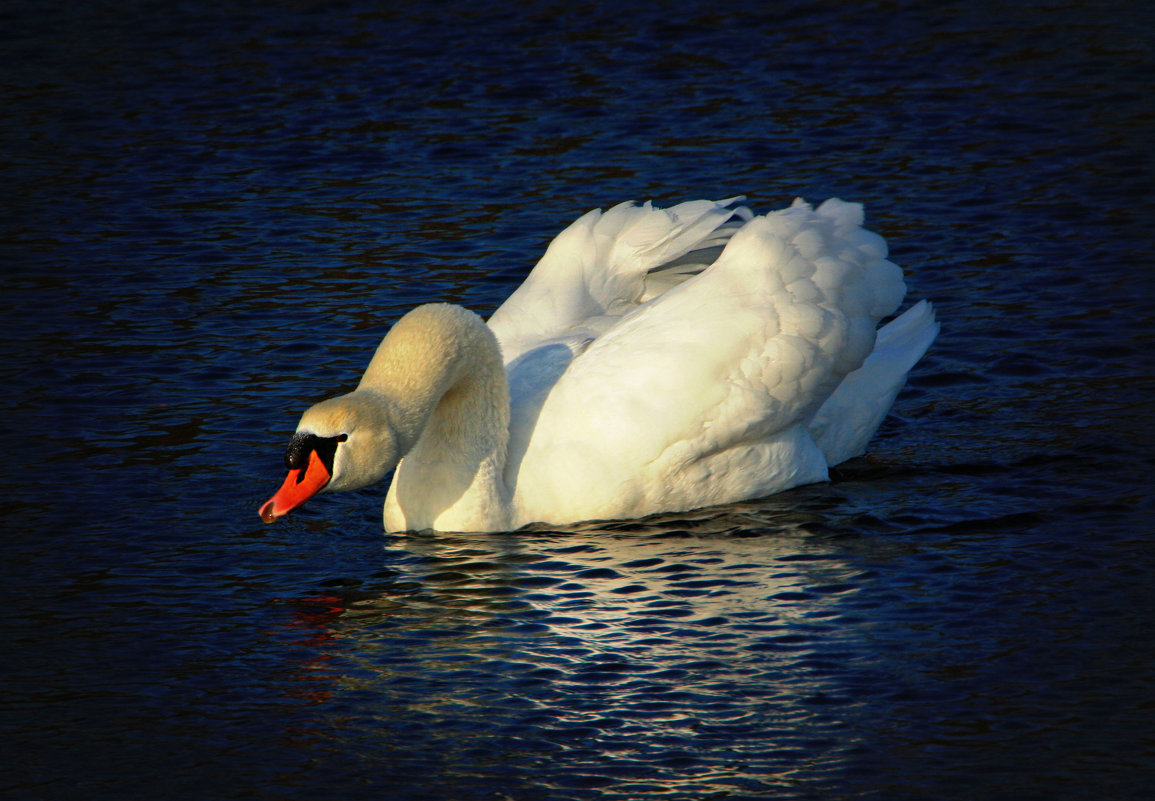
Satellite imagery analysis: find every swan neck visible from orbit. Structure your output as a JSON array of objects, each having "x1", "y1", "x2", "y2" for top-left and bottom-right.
[
  {"x1": 358, "y1": 306, "x2": 501, "y2": 440},
  {"x1": 363, "y1": 304, "x2": 512, "y2": 531}
]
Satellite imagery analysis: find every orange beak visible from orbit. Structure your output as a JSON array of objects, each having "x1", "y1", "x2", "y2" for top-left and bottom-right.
[{"x1": 259, "y1": 449, "x2": 332, "y2": 523}]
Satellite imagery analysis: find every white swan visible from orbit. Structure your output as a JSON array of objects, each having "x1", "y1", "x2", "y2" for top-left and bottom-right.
[{"x1": 259, "y1": 197, "x2": 938, "y2": 532}]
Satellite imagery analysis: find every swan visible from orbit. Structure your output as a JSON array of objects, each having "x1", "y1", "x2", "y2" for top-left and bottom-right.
[{"x1": 259, "y1": 197, "x2": 939, "y2": 532}]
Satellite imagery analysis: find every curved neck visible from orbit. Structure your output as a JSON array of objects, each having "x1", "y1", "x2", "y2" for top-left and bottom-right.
[{"x1": 361, "y1": 304, "x2": 512, "y2": 532}]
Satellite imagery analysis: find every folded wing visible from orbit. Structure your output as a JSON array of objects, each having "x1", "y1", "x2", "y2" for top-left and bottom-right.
[{"x1": 502, "y1": 198, "x2": 913, "y2": 524}]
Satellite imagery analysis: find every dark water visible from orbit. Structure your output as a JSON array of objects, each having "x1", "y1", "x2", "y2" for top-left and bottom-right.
[{"x1": 3, "y1": 1, "x2": 1154, "y2": 798}]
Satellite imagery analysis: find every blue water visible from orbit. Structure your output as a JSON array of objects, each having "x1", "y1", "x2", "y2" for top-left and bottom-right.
[{"x1": 3, "y1": 1, "x2": 1153, "y2": 799}]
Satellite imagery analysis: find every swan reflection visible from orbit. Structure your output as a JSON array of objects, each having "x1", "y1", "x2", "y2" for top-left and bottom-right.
[{"x1": 275, "y1": 500, "x2": 880, "y2": 796}]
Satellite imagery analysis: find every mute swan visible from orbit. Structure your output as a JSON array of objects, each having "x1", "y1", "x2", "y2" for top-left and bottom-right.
[{"x1": 259, "y1": 197, "x2": 938, "y2": 532}]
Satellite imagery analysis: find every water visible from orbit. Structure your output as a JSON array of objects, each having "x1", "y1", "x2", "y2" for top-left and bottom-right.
[{"x1": 3, "y1": 1, "x2": 1153, "y2": 798}]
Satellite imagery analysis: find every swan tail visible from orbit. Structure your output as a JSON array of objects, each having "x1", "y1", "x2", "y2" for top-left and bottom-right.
[{"x1": 808, "y1": 300, "x2": 940, "y2": 466}]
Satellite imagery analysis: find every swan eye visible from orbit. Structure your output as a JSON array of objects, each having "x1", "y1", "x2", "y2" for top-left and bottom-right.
[{"x1": 285, "y1": 432, "x2": 346, "y2": 471}]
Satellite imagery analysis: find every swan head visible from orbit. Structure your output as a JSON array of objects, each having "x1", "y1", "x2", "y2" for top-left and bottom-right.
[{"x1": 259, "y1": 390, "x2": 401, "y2": 523}]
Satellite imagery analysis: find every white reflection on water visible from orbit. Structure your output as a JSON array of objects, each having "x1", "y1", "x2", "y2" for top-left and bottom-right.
[{"x1": 270, "y1": 502, "x2": 882, "y2": 797}]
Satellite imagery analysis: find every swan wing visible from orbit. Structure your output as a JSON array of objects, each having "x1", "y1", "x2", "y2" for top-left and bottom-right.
[
  {"x1": 487, "y1": 197, "x2": 752, "y2": 364},
  {"x1": 509, "y1": 198, "x2": 910, "y2": 526}
]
